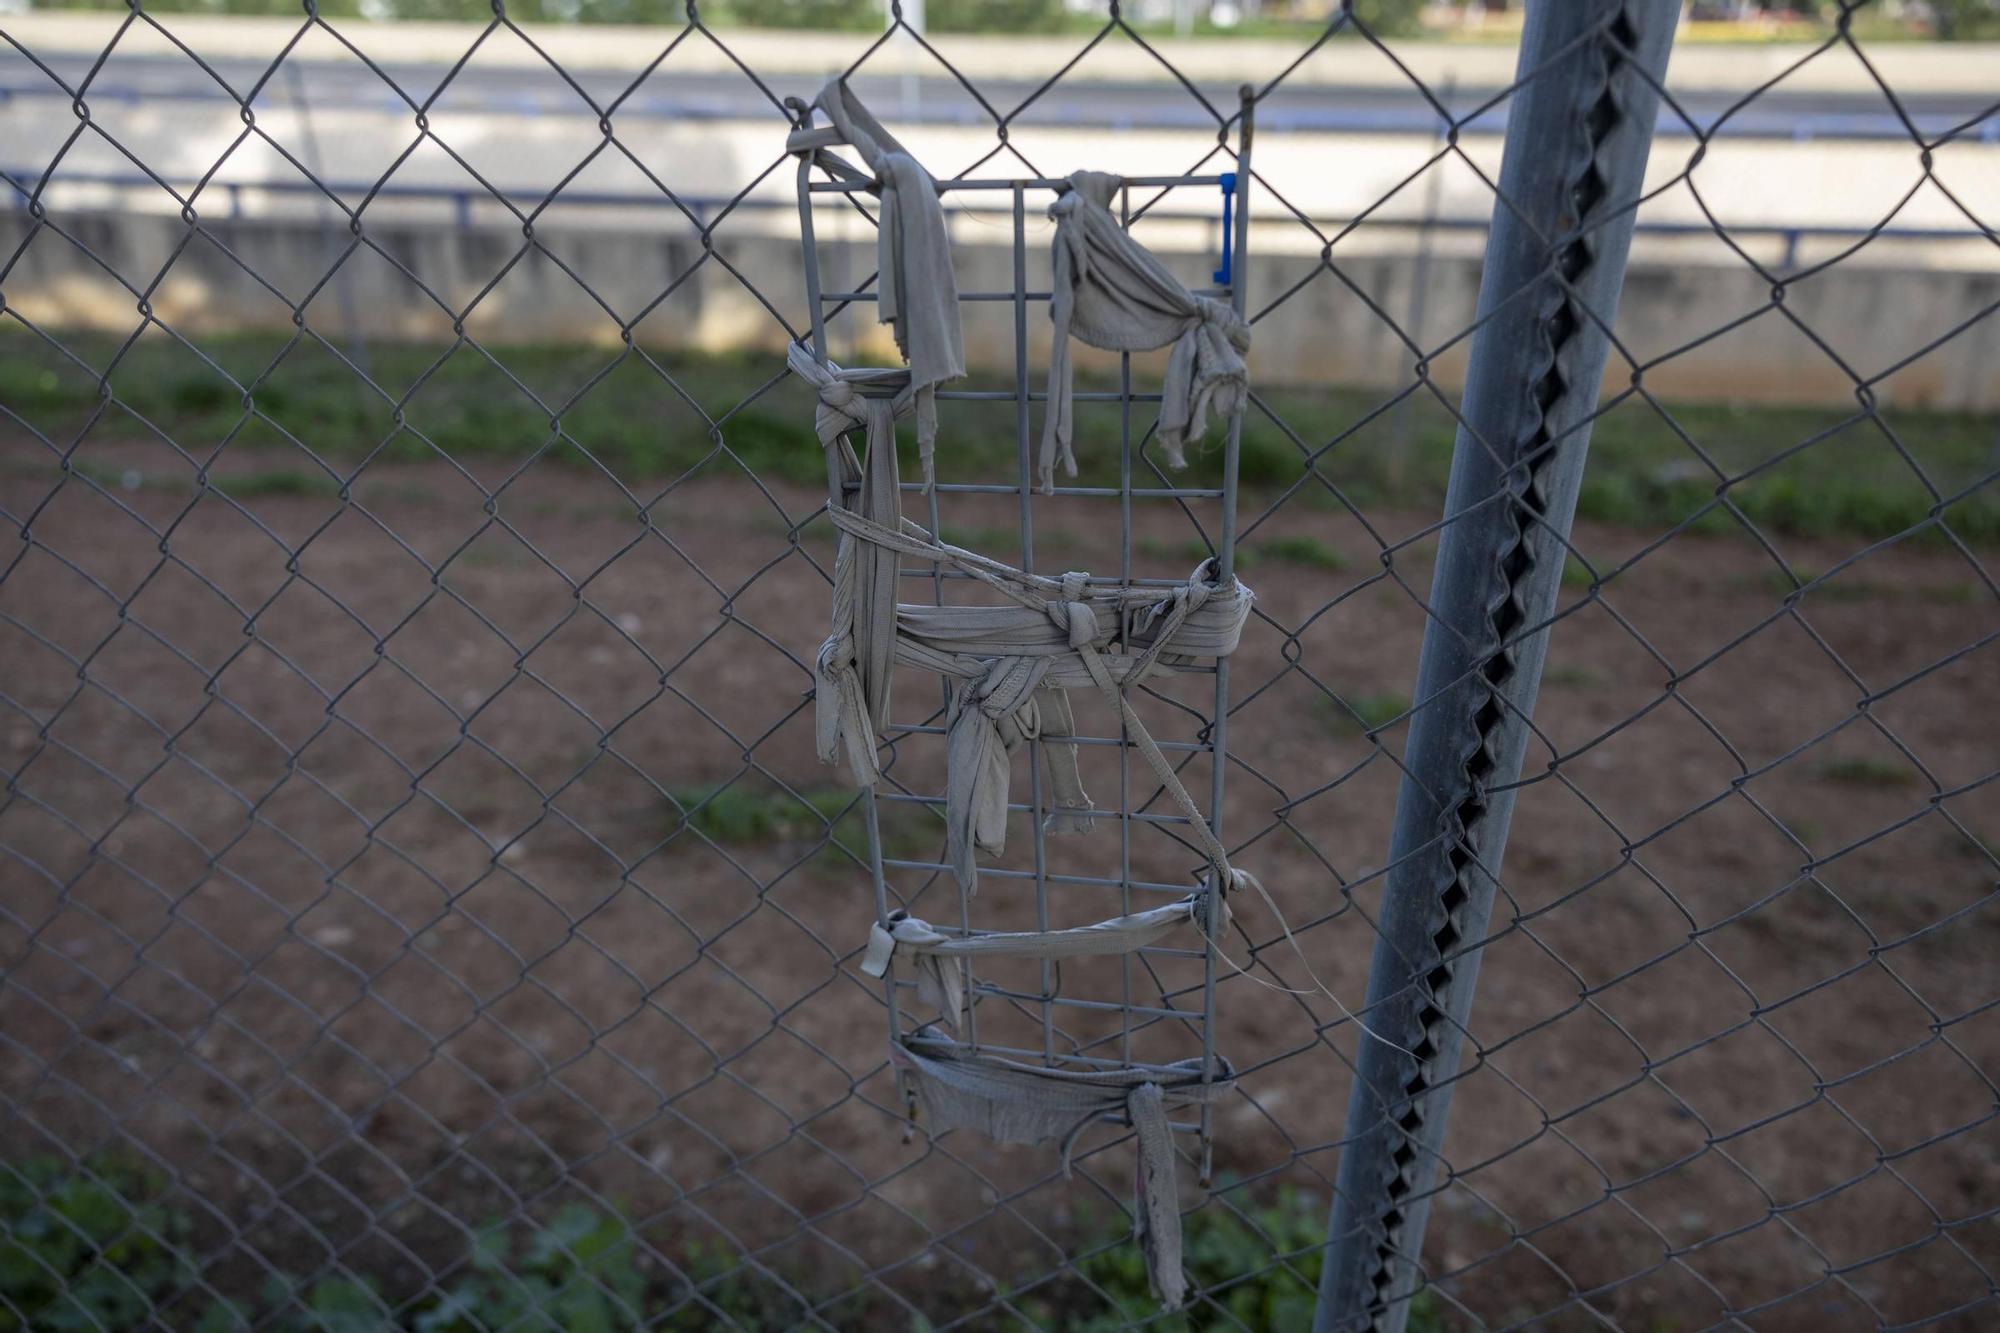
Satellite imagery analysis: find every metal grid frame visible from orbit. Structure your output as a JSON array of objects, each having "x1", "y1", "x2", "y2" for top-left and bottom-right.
[
  {"x1": 792, "y1": 94, "x2": 1256, "y2": 1176},
  {"x1": 0, "y1": 0, "x2": 1994, "y2": 1329}
]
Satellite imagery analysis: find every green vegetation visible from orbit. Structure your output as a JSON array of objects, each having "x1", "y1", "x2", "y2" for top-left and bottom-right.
[
  {"x1": 0, "y1": 1157, "x2": 832, "y2": 1331},
  {"x1": 5, "y1": 1156, "x2": 1405, "y2": 1330},
  {"x1": 669, "y1": 781, "x2": 933, "y2": 860},
  {"x1": 0, "y1": 1156, "x2": 191, "y2": 1333},
  {"x1": 1819, "y1": 757, "x2": 1917, "y2": 789},
  {"x1": 1315, "y1": 689, "x2": 1410, "y2": 736},
  {"x1": 1017, "y1": 1185, "x2": 1441, "y2": 1332},
  {"x1": 1139, "y1": 533, "x2": 1347, "y2": 572},
  {"x1": 1541, "y1": 664, "x2": 1601, "y2": 689},
  {"x1": 1930, "y1": 0, "x2": 2000, "y2": 40},
  {"x1": 938, "y1": 522, "x2": 1077, "y2": 556},
  {"x1": 671, "y1": 782, "x2": 858, "y2": 843},
  {"x1": 1255, "y1": 534, "x2": 1347, "y2": 571},
  {"x1": 5, "y1": 330, "x2": 1994, "y2": 546}
]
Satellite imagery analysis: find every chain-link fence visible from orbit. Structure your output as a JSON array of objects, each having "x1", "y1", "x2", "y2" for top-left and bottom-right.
[{"x1": 2, "y1": 0, "x2": 1995, "y2": 1329}]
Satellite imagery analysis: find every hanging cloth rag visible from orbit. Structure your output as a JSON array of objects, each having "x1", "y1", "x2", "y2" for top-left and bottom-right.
[
  {"x1": 787, "y1": 343, "x2": 911, "y2": 785},
  {"x1": 1040, "y1": 170, "x2": 1252, "y2": 494},
  {"x1": 859, "y1": 883, "x2": 1233, "y2": 1028},
  {"x1": 891, "y1": 1027, "x2": 1234, "y2": 1310},
  {"x1": 788, "y1": 78, "x2": 965, "y2": 490}
]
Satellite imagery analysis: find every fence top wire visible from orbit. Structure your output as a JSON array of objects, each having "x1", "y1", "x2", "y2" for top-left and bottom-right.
[{"x1": 0, "y1": 1, "x2": 1994, "y2": 1330}]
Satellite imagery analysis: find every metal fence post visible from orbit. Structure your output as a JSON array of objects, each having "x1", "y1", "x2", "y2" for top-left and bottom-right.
[{"x1": 1315, "y1": 4, "x2": 1681, "y2": 1330}]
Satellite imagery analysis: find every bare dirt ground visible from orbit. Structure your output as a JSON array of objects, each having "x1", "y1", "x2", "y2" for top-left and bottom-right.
[{"x1": 1, "y1": 448, "x2": 1995, "y2": 1329}]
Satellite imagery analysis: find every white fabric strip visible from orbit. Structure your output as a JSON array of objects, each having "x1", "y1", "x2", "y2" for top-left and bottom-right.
[
  {"x1": 859, "y1": 889, "x2": 1230, "y2": 1027},
  {"x1": 788, "y1": 344, "x2": 910, "y2": 785},
  {"x1": 891, "y1": 1028, "x2": 1233, "y2": 1309},
  {"x1": 1040, "y1": 170, "x2": 1252, "y2": 493},
  {"x1": 788, "y1": 79, "x2": 965, "y2": 490}
]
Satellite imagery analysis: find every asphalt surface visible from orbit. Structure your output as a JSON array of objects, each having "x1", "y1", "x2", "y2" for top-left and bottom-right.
[{"x1": 2, "y1": 52, "x2": 1994, "y2": 141}]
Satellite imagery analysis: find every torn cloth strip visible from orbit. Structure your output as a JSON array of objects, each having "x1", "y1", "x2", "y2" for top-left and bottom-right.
[
  {"x1": 787, "y1": 344, "x2": 910, "y2": 786},
  {"x1": 1040, "y1": 169, "x2": 1252, "y2": 494},
  {"x1": 891, "y1": 1029, "x2": 1234, "y2": 1310},
  {"x1": 859, "y1": 889, "x2": 1231, "y2": 1026},
  {"x1": 787, "y1": 78, "x2": 965, "y2": 489}
]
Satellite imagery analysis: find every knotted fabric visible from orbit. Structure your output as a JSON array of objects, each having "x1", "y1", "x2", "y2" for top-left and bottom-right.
[
  {"x1": 860, "y1": 889, "x2": 1229, "y2": 1027},
  {"x1": 892, "y1": 1027, "x2": 1234, "y2": 1309},
  {"x1": 1040, "y1": 170, "x2": 1252, "y2": 493},
  {"x1": 820, "y1": 502, "x2": 1253, "y2": 892},
  {"x1": 788, "y1": 79, "x2": 964, "y2": 490},
  {"x1": 788, "y1": 343, "x2": 910, "y2": 785}
]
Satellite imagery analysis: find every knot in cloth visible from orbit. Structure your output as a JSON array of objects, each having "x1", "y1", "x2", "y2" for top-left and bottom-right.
[
  {"x1": 1051, "y1": 571, "x2": 1099, "y2": 648},
  {"x1": 1039, "y1": 169, "x2": 1253, "y2": 493},
  {"x1": 890, "y1": 1028, "x2": 1234, "y2": 1310},
  {"x1": 788, "y1": 80, "x2": 964, "y2": 490},
  {"x1": 787, "y1": 343, "x2": 911, "y2": 450}
]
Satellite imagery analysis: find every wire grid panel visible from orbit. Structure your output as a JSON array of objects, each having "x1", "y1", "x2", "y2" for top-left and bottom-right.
[
  {"x1": 0, "y1": 2, "x2": 1994, "y2": 1330},
  {"x1": 793, "y1": 122, "x2": 1258, "y2": 1167}
]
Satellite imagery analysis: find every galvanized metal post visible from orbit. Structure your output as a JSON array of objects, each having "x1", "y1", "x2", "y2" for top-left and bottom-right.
[{"x1": 1315, "y1": 4, "x2": 1680, "y2": 1330}]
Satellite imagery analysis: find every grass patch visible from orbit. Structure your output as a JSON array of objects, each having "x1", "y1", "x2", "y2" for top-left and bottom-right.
[
  {"x1": 5, "y1": 329, "x2": 1994, "y2": 545},
  {"x1": 1820, "y1": 757, "x2": 1917, "y2": 789},
  {"x1": 3, "y1": 1155, "x2": 1418, "y2": 1331},
  {"x1": 209, "y1": 469, "x2": 339, "y2": 499},
  {"x1": 937, "y1": 522, "x2": 1077, "y2": 556},
  {"x1": 1561, "y1": 556, "x2": 1598, "y2": 590},
  {"x1": 1137, "y1": 533, "x2": 1345, "y2": 572},
  {"x1": 1315, "y1": 689, "x2": 1410, "y2": 736},
  {"x1": 1256, "y1": 534, "x2": 1347, "y2": 570},
  {"x1": 668, "y1": 782, "x2": 931, "y2": 859},
  {"x1": 1542, "y1": 664, "x2": 1602, "y2": 689},
  {"x1": 1, "y1": 1154, "x2": 859, "y2": 1330},
  {"x1": 0, "y1": 1155, "x2": 191, "y2": 1333},
  {"x1": 1017, "y1": 1185, "x2": 1442, "y2": 1332}
]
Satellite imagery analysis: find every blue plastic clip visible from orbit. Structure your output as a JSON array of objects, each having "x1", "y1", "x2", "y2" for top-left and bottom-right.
[{"x1": 1213, "y1": 172, "x2": 1238, "y2": 288}]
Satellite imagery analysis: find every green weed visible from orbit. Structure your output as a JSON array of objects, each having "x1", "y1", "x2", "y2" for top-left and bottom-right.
[
  {"x1": 1316, "y1": 690, "x2": 1411, "y2": 736},
  {"x1": 0, "y1": 1156, "x2": 191, "y2": 1333},
  {"x1": 210, "y1": 469, "x2": 339, "y2": 499},
  {"x1": 1542, "y1": 664, "x2": 1601, "y2": 689},
  {"x1": 668, "y1": 783, "x2": 931, "y2": 860},
  {"x1": 1819, "y1": 757, "x2": 1916, "y2": 788},
  {"x1": 1256, "y1": 534, "x2": 1347, "y2": 570},
  {"x1": 1015, "y1": 1186, "x2": 1442, "y2": 1332},
  {"x1": 7, "y1": 331, "x2": 1992, "y2": 545}
]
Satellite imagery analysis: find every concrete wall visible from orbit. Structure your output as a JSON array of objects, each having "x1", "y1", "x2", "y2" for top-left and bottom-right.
[{"x1": 4, "y1": 210, "x2": 1995, "y2": 413}]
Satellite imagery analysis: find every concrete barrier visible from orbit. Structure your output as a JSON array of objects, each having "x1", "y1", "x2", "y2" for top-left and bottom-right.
[{"x1": 4, "y1": 209, "x2": 1994, "y2": 413}]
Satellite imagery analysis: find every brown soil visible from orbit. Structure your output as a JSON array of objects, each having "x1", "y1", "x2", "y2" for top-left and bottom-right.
[{"x1": 1, "y1": 448, "x2": 1994, "y2": 1330}]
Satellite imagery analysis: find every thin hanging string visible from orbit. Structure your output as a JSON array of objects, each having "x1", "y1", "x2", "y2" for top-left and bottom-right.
[
  {"x1": 1197, "y1": 873, "x2": 1415, "y2": 1058},
  {"x1": 949, "y1": 203, "x2": 1053, "y2": 234}
]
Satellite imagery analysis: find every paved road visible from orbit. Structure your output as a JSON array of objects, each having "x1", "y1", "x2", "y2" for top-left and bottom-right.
[{"x1": 2, "y1": 52, "x2": 1994, "y2": 141}]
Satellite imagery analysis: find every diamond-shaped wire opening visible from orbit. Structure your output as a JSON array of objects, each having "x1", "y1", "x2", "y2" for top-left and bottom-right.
[{"x1": 1, "y1": 5, "x2": 1997, "y2": 1328}]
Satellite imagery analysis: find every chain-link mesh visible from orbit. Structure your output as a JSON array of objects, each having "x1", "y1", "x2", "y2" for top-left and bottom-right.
[{"x1": 1, "y1": 1, "x2": 1994, "y2": 1328}]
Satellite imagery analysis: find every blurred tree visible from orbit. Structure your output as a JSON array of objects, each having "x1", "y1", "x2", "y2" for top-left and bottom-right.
[
  {"x1": 928, "y1": 0, "x2": 1066, "y2": 32},
  {"x1": 1346, "y1": 0, "x2": 1427, "y2": 35},
  {"x1": 724, "y1": 0, "x2": 878, "y2": 26},
  {"x1": 1926, "y1": 0, "x2": 2000, "y2": 39}
]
